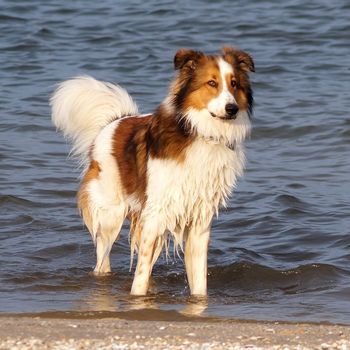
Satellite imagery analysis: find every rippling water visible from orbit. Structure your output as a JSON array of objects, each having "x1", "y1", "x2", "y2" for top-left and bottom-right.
[{"x1": 1, "y1": 0, "x2": 350, "y2": 324}]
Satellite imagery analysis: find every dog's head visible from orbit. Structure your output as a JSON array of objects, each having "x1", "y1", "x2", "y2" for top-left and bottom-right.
[
  {"x1": 173, "y1": 47, "x2": 254, "y2": 119},
  {"x1": 169, "y1": 47, "x2": 254, "y2": 144}
]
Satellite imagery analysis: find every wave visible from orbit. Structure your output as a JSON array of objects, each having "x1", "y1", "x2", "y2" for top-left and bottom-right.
[{"x1": 208, "y1": 262, "x2": 348, "y2": 295}]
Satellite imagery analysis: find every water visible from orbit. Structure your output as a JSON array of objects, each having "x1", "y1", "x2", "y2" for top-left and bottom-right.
[{"x1": 1, "y1": 0, "x2": 350, "y2": 324}]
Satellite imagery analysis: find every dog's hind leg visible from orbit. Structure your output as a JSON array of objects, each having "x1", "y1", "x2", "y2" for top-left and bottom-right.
[
  {"x1": 93, "y1": 205, "x2": 126, "y2": 275},
  {"x1": 78, "y1": 167, "x2": 127, "y2": 275},
  {"x1": 185, "y1": 225, "x2": 210, "y2": 296}
]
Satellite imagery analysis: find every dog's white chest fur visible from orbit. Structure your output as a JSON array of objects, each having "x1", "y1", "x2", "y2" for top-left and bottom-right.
[{"x1": 143, "y1": 139, "x2": 246, "y2": 238}]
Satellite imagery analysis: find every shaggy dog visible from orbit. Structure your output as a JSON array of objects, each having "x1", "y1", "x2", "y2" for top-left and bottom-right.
[{"x1": 51, "y1": 47, "x2": 254, "y2": 295}]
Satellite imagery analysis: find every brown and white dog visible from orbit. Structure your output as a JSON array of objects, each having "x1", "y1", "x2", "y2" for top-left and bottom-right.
[{"x1": 51, "y1": 47, "x2": 254, "y2": 296}]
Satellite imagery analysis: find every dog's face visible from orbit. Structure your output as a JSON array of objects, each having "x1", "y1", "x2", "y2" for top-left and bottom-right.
[{"x1": 173, "y1": 47, "x2": 254, "y2": 120}]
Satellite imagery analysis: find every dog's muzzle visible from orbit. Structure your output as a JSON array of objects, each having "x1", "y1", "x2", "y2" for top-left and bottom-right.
[
  {"x1": 210, "y1": 103, "x2": 239, "y2": 120},
  {"x1": 224, "y1": 103, "x2": 239, "y2": 120}
]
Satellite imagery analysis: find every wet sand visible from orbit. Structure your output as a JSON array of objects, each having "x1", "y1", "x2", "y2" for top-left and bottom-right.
[{"x1": 0, "y1": 316, "x2": 349, "y2": 349}]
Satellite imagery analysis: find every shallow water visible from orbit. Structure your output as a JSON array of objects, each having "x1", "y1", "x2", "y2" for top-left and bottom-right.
[{"x1": 1, "y1": 0, "x2": 350, "y2": 324}]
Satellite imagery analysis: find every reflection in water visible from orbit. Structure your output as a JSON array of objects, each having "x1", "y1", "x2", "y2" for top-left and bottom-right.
[
  {"x1": 75, "y1": 275, "x2": 208, "y2": 317},
  {"x1": 180, "y1": 296, "x2": 208, "y2": 317},
  {"x1": 128, "y1": 296, "x2": 159, "y2": 311},
  {"x1": 76, "y1": 275, "x2": 120, "y2": 312}
]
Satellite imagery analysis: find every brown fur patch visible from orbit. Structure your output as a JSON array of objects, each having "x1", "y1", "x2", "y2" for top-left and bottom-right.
[
  {"x1": 181, "y1": 57, "x2": 222, "y2": 111},
  {"x1": 148, "y1": 104, "x2": 194, "y2": 161},
  {"x1": 223, "y1": 47, "x2": 255, "y2": 72},
  {"x1": 235, "y1": 89, "x2": 249, "y2": 111},
  {"x1": 112, "y1": 116, "x2": 152, "y2": 204},
  {"x1": 77, "y1": 160, "x2": 101, "y2": 235}
]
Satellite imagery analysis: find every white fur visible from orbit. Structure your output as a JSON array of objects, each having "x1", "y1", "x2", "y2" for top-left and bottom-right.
[
  {"x1": 185, "y1": 226, "x2": 210, "y2": 295},
  {"x1": 84, "y1": 121, "x2": 127, "y2": 274},
  {"x1": 50, "y1": 76, "x2": 138, "y2": 168},
  {"x1": 207, "y1": 58, "x2": 237, "y2": 117},
  {"x1": 126, "y1": 194, "x2": 142, "y2": 213},
  {"x1": 130, "y1": 138, "x2": 247, "y2": 295},
  {"x1": 184, "y1": 108, "x2": 251, "y2": 147},
  {"x1": 143, "y1": 138, "x2": 246, "y2": 247},
  {"x1": 87, "y1": 121, "x2": 126, "y2": 241}
]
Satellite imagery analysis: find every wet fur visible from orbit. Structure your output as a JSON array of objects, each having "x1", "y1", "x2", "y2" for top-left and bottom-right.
[{"x1": 51, "y1": 47, "x2": 254, "y2": 296}]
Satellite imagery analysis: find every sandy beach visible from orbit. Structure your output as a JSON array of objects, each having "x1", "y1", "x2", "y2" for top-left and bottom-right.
[{"x1": 0, "y1": 316, "x2": 349, "y2": 350}]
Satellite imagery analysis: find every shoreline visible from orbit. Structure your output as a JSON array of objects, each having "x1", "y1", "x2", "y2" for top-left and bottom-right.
[{"x1": 0, "y1": 315, "x2": 349, "y2": 349}]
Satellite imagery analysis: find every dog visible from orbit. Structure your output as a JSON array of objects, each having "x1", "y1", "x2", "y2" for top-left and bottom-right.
[{"x1": 51, "y1": 47, "x2": 254, "y2": 296}]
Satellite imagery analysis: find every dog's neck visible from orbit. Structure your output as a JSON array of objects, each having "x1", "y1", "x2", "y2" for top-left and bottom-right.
[
  {"x1": 149, "y1": 103, "x2": 237, "y2": 157},
  {"x1": 197, "y1": 135, "x2": 236, "y2": 151}
]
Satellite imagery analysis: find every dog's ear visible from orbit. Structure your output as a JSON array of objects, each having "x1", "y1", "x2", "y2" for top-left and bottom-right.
[
  {"x1": 223, "y1": 47, "x2": 255, "y2": 73},
  {"x1": 174, "y1": 49, "x2": 204, "y2": 70}
]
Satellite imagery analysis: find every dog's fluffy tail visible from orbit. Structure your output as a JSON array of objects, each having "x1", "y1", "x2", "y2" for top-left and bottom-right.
[{"x1": 51, "y1": 76, "x2": 138, "y2": 167}]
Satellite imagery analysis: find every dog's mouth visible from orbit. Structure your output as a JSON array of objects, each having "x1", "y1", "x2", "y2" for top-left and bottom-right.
[{"x1": 210, "y1": 112, "x2": 237, "y2": 120}]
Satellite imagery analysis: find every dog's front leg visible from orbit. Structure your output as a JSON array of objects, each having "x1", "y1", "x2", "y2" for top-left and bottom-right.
[
  {"x1": 185, "y1": 225, "x2": 210, "y2": 296},
  {"x1": 130, "y1": 221, "x2": 164, "y2": 296}
]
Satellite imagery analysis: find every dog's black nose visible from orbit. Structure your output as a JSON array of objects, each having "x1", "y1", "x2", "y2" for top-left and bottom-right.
[{"x1": 225, "y1": 103, "x2": 239, "y2": 117}]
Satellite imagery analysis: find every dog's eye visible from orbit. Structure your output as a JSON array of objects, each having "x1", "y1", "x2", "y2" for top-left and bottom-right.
[
  {"x1": 231, "y1": 79, "x2": 237, "y2": 88},
  {"x1": 207, "y1": 80, "x2": 217, "y2": 88}
]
